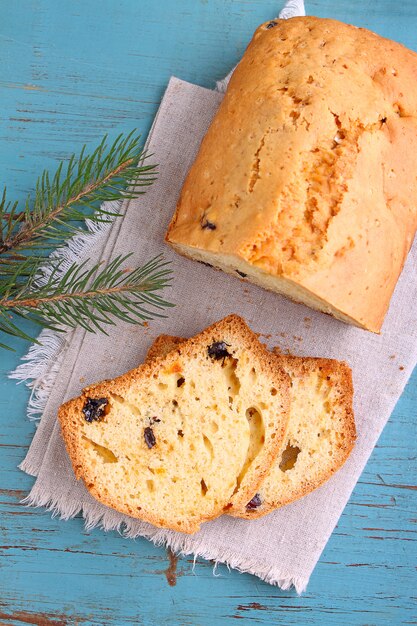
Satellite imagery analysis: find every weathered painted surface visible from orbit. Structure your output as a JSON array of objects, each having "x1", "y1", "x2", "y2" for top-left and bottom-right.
[{"x1": 0, "y1": 1, "x2": 416, "y2": 624}]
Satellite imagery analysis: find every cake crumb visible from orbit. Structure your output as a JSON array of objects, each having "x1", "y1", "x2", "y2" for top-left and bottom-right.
[{"x1": 399, "y1": 366, "x2": 404, "y2": 371}]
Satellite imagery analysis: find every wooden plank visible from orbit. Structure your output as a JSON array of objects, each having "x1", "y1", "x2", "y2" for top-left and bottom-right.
[{"x1": 0, "y1": 1, "x2": 416, "y2": 624}]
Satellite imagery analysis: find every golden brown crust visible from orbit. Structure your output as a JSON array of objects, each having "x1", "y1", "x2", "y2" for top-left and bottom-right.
[
  {"x1": 59, "y1": 315, "x2": 291, "y2": 533},
  {"x1": 145, "y1": 335, "x2": 184, "y2": 361},
  {"x1": 166, "y1": 16, "x2": 417, "y2": 333}
]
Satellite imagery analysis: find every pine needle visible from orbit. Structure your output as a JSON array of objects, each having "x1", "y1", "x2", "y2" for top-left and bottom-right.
[
  {"x1": 0, "y1": 130, "x2": 156, "y2": 256},
  {"x1": 0, "y1": 132, "x2": 174, "y2": 350},
  {"x1": 0, "y1": 255, "x2": 173, "y2": 347}
]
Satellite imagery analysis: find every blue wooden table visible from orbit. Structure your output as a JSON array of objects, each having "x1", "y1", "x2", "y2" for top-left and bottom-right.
[{"x1": 1, "y1": 1, "x2": 416, "y2": 624}]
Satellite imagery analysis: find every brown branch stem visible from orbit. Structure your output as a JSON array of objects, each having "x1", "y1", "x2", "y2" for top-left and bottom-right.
[
  {"x1": 0, "y1": 281, "x2": 152, "y2": 310},
  {"x1": 0, "y1": 253, "x2": 28, "y2": 262}
]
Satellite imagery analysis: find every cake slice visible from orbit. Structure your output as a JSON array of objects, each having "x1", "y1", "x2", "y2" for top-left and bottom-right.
[
  {"x1": 59, "y1": 315, "x2": 290, "y2": 533},
  {"x1": 146, "y1": 336, "x2": 356, "y2": 518},
  {"x1": 233, "y1": 353, "x2": 356, "y2": 518}
]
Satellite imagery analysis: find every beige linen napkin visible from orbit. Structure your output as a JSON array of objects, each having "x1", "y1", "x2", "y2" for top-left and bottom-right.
[{"x1": 13, "y1": 4, "x2": 417, "y2": 593}]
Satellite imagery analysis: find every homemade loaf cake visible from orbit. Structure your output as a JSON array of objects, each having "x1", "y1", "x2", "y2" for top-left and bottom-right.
[
  {"x1": 147, "y1": 335, "x2": 356, "y2": 518},
  {"x1": 59, "y1": 315, "x2": 291, "y2": 533},
  {"x1": 166, "y1": 16, "x2": 417, "y2": 332}
]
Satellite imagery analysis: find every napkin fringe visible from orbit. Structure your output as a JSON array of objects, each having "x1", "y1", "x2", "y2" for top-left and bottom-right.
[
  {"x1": 19, "y1": 454, "x2": 46, "y2": 477},
  {"x1": 21, "y1": 481, "x2": 308, "y2": 593},
  {"x1": 279, "y1": 0, "x2": 305, "y2": 20},
  {"x1": 140, "y1": 533, "x2": 308, "y2": 593},
  {"x1": 21, "y1": 483, "x2": 84, "y2": 521},
  {"x1": 9, "y1": 201, "x2": 121, "y2": 420},
  {"x1": 11, "y1": 330, "x2": 67, "y2": 421}
]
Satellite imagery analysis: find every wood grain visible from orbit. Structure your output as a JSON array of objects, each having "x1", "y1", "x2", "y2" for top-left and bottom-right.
[{"x1": 0, "y1": 1, "x2": 416, "y2": 624}]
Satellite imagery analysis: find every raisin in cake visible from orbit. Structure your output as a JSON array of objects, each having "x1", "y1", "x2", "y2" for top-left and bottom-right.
[
  {"x1": 59, "y1": 315, "x2": 290, "y2": 533},
  {"x1": 166, "y1": 17, "x2": 417, "y2": 332}
]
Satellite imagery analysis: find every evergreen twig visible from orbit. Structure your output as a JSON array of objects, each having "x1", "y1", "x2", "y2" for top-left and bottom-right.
[
  {"x1": 0, "y1": 132, "x2": 173, "y2": 350},
  {"x1": 0, "y1": 130, "x2": 155, "y2": 257}
]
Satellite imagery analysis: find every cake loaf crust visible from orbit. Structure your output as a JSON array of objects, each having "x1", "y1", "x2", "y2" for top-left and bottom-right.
[{"x1": 166, "y1": 16, "x2": 417, "y2": 332}]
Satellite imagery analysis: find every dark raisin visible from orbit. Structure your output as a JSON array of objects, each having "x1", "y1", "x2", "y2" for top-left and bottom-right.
[
  {"x1": 207, "y1": 341, "x2": 231, "y2": 360},
  {"x1": 144, "y1": 426, "x2": 156, "y2": 449},
  {"x1": 381, "y1": 117, "x2": 387, "y2": 123},
  {"x1": 82, "y1": 397, "x2": 108, "y2": 423},
  {"x1": 177, "y1": 429, "x2": 184, "y2": 437},
  {"x1": 200, "y1": 213, "x2": 217, "y2": 230},
  {"x1": 150, "y1": 416, "x2": 161, "y2": 424},
  {"x1": 177, "y1": 377, "x2": 185, "y2": 387},
  {"x1": 201, "y1": 218, "x2": 217, "y2": 230},
  {"x1": 266, "y1": 21, "x2": 277, "y2": 29},
  {"x1": 246, "y1": 493, "x2": 262, "y2": 510},
  {"x1": 236, "y1": 270, "x2": 247, "y2": 278}
]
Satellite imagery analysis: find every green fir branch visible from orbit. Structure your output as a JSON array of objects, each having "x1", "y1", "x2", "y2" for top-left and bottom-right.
[
  {"x1": 0, "y1": 130, "x2": 156, "y2": 257},
  {"x1": 0, "y1": 132, "x2": 174, "y2": 351},
  {"x1": 0, "y1": 254, "x2": 173, "y2": 348}
]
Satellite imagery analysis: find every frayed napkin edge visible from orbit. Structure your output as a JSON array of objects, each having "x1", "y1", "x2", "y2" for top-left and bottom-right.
[{"x1": 21, "y1": 484, "x2": 309, "y2": 593}]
